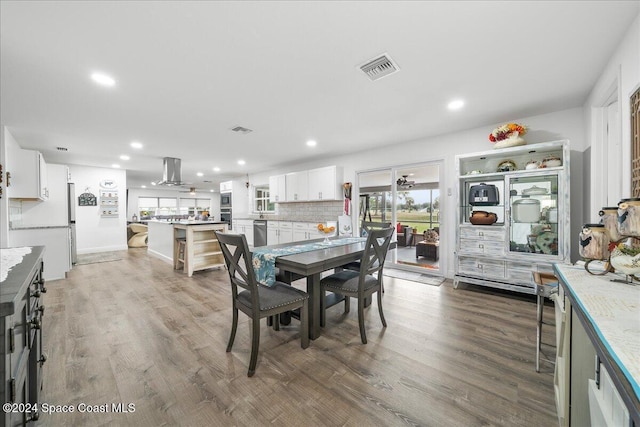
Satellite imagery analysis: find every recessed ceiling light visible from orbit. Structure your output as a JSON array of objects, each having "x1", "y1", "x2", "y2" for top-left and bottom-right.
[
  {"x1": 197, "y1": 172, "x2": 203, "y2": 177},
  {"x1": 91, "y1": 72, "x2": 116, "y2": 87},
  {"x1": 151, "y1": 182, "x2": 156, "y2": 186},
  {"x1": 210, "y1": 189, "x2": 214, "y2": 193},
  {"x1": 130, "y1": 141, "x2": 143, "y2": 149},
  {"x1": 237, "y1": 160, "x2": 246, "y2": 165},
  {"x1": 119, "y1": 155, "x2": 130, "y2": 161},
  {"x1": 141, "y1": 185, "x2": 146, "y2": 189},
  {"x1": 213, "y1": 167, "x2": 220, "y2": 172},
  {"x1": 447, "y1": 99, "x2": 465, "y2": 110},
  {"x1": 306, "y1": 140, "x2": 317, "y2": 147},
  {"x1": 112, "y1": 164, "x2": 120, "y2": 168}
]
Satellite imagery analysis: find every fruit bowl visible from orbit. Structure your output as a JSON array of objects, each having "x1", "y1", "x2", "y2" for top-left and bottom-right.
[{"x1": 317, "y1": 223, "x2": 335, "y2": 244}]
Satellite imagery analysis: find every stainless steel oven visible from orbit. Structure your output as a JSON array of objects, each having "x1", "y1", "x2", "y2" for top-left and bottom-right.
[
  {"x1": 220, "y1": 192, "x2": 232, "y2": 208},
  {"x1": 220, "y1": 209, "x2": 232, "y2": 227}
]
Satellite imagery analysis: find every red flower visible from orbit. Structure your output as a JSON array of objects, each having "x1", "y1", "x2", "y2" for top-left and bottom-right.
[
  {"x1": 608, "y1": 242, "x2": 618, "y2": 252},
  {"x1": 489, "y1": 134, "x2": 496, "y2": 142}
]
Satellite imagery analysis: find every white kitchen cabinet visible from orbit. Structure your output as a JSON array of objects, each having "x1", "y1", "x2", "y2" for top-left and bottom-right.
[
  {"x1": 308, "y1": 165, "x2": 342, "y2": 201},
  {"x1": 234, "y1": 219, "x2": 254, "y2": 247},
  {"x1": 8, "y1": 226, "x2": 71, "y2": 280},
  {"x1": 220, "y1": 181, "x2": 232, "y2": 192},
  {"x1": 454, "y1": 139, "x2": 570, "y2": 294},
  {"x1": 267, "y1": 221, "x2": 293, "y2": 245},
  {"x1": 285, "y1": 171, "x2": 308, "y2": 202},
  {"x1": 292, "y1": 222, "x2": 316, "y2": 242},
  {"x1": 269, "y1": 174, "x2": 286, "y2": 203},
  {"x1": 8, "y1": 149, "x2": 48, "y2": 200}
]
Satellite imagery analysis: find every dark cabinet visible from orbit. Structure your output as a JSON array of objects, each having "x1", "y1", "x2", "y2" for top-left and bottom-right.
[{"x1": 1, "y1": 247, "x2": 46, "y2": 426}]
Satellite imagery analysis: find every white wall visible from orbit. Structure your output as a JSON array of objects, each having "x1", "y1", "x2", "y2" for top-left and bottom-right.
[
  {"x1": 69, "y1": 165, "x2": 128, "y2": 254},
  {"x1": 584, "y1": 13, "x2": 640, "y2": 220},
  {"x1": 250, "y1": 107, "x2": 586, "y2": 278}
]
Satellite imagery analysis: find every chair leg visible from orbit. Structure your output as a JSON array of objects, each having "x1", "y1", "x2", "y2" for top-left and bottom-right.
[
  {"x1": 536, "y1": 294, "x2": 543, "y2": 373},
  {"x1": 377, "y1": 290, "x2": 387, "y2": 327},
  {"x1": 273, "y1": 315, "x2": 280, "y2": 331},
  {"x1": 300, "y1": 299, "x2": 309, "y2": 349},
  {"x1": 358, "y1": 297, "x2": 367, "y2": 344},
  {"x1": 320, "y1": 288, "x2": 326, "y2": 327},
  {"x1": 344, "y1": 296, "x2": 350, "y2": 313},
  {"x1": 248, "y1": 316, "x2": 260, "y2": 377},
  {"x1": 226, "y1": 307, "x2": 238, "y2": 352}
]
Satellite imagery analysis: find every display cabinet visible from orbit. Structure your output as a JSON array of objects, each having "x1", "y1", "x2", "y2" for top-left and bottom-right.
[{"x1": 455, "y1": 140, "x2": 570, "y2": 294}]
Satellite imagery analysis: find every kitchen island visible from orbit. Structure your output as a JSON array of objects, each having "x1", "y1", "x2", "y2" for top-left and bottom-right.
[
  {"x1": 147, "y1": 220, "x2": 227, "y2": 265},
  {"x1": 173, "y1": 222, "x2": 228, "y2": 277}
]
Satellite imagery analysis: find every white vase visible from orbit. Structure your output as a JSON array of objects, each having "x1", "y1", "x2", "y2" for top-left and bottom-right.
[{"x1": 493, "y1": 132, "x2": 527, "y2": 149}]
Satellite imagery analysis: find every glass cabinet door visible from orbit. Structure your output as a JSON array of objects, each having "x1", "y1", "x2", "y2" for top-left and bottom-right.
[{"x1": 508, "y1": 174, "x2": 559, "y2": 255}]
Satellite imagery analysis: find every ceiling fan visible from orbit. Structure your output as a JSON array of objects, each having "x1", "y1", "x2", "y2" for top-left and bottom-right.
[{"x1": 396, "y1": 175, "x2": 415, "y2": 189}]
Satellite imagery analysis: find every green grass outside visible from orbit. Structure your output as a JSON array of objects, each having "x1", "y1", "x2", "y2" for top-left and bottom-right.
[{"x1": 364, "y1": 211, "x2": 439, "y2": 233}]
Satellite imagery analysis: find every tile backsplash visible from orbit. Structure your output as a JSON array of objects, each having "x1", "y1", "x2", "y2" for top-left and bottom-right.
[
  {"x1": 270, "y1": 200, "x2": 344, "y2": 222},
  {"x1": 8, "y1": 199, "x2": 23, "y2": 227}
]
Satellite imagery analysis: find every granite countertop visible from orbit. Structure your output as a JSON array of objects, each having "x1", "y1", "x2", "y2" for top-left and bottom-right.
[{"x1": 0, "y1": 246, "x2": 45, "y2": 317}]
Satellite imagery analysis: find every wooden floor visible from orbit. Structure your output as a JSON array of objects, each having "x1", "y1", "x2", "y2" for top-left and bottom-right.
[{"x1": 39, "y1": 248, "x2": 557, "y2": 426}]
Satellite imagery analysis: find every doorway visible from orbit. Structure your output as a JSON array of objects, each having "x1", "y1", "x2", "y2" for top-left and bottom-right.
[{"x1": 356, "y1": 161, "x2": 443, "y2": 275}]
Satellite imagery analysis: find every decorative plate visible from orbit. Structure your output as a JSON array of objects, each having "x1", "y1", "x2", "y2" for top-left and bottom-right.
[
  {"x1": 497, "y1": 159, "x2": 517, "y2": 172},
  {"x1": 536, "y1": 231, "x2": 558, "y2": 254}
]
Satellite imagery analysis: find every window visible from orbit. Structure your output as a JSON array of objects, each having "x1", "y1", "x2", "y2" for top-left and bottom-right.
[
  {"x1": 254, "y1": 185, "x2": 275, "y2": 213},
  {"x1": 138, "y1": 197, "x2": 159, "y2": 218}
]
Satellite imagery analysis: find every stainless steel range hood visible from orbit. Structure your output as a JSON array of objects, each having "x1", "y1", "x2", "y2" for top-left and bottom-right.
[{"x1": 157, "y1": 157, "x2": 183, "y2": 186}]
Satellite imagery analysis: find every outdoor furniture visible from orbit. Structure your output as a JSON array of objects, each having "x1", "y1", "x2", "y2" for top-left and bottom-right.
[
  {"x1": 416, "y1": 241, "x2": 439, "y2": 261},
  {"x1": 396, "y1": 225, "x2": 413, "y2": 247}
]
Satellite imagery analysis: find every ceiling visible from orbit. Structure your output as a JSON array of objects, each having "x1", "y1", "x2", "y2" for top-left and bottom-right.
[{"x1": 1, "y1": 1, "x2": 638, "y2": 192}]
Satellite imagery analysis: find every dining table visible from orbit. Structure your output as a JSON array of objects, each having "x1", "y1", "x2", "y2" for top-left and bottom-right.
[{"x1": 252, "y1": 237, "x2": 368, "y2": 340}]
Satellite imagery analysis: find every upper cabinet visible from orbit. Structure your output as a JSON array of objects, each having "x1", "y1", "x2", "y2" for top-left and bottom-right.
[
  {"x1": 285, "y1": 171, "x2": 308, "y2": 202},
  {"x1": 308, "y1": 166, "x2": 340, "y2": 201},
  {"x1": 271, "y1": 165, "x2": 343, "y2": 203},
  {"x1": 220, "y1": 180, "x2": 232, "y2": 192},
  {"x1": 454, "y1": 140, "x2": 570, "y2": 294},
  {"x1": 8, "y1": 149, "x2": 49, "y2": 200},
  {"x1": 269, "y1": 174, "x2": 286, "y2": 203}
]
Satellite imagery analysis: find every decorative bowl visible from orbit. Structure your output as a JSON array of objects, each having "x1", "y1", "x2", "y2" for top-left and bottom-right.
[
  {"x1": 609, "y1": 243, "x2": 640, "y2": 279},
  {"x1": 469, "y1": 211, "x2": 498, "y2": 225}
]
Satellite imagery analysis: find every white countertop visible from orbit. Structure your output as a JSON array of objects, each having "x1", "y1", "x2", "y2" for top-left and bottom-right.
[{"x1": 554, "y1": 263, "x2": 640, "y2": 401}]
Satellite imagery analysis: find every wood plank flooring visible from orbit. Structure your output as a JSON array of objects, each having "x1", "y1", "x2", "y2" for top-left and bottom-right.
[{"x1": 39, "y1": 248, "x2": 557, "y2": 426}]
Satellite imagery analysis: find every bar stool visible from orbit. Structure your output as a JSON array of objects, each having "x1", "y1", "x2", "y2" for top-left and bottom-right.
[
  {"x1": 176, "y1": 238, "x2": 187, "y2": 270},
  {"x1": 533, "y1": 272, "x2": 559, "y2": 372}
]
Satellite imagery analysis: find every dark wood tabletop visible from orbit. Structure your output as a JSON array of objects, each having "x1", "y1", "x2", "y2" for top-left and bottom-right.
[{"x1": 270, "y1": 238, "x2": 368, "y2": 340}]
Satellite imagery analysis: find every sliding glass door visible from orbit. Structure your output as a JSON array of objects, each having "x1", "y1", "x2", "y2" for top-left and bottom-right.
[{"x1": 357, "y1": 161, "x2": 442, "y2": 275}]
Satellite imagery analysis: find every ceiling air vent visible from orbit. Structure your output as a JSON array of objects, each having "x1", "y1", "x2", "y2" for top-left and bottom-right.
[
  {"x1": 56, "y1": 147, "x2": 68, "y2": 151},
  {"x1": 231, "y1": 126, "x2": 253, "y2": 134},
  {"x1": 359, "y1": 54, "x2": 399, "y2": 81}
]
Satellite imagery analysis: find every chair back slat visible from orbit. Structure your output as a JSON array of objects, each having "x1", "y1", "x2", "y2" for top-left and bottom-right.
[
  {"x1": 361, "y1": 221, "x2": 392, "y2": 237},
  {"x1": 215, "y1": 232, "x2": 260, "y2": 307},
  {"x1": 360, "y1": 227, "x2": 394, "y2": 278}
]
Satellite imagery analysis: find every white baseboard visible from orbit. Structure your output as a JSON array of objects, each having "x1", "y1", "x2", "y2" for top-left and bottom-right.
[
  {"x1": 147, "y1": 248, "x2": 173, "y2": 265},
  {"x1": 77, "y1": 244, "x2": 128, "y2": 254}
]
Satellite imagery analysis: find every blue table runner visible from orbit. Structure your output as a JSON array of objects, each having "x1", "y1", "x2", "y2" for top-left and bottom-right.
[{"x1": 252, "y1": 237, "x2": 366, "y2": 285}]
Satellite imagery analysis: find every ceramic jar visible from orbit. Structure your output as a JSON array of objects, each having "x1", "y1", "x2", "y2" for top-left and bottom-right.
[
  {"x1": 525, "y1": 160, "x2": 540, "y2": 170},
  {"x1": 599, "y1": 206, "x2": 622, "y2": 241},
  {"x1": 541, "y1": 156, "x2": 562, "y2": 168},
  {"x1": 512, "y1": 197, "x2": 541, "y2": 222},
  {"x1": 617, "y1": 198, "x2": 640, "y2": 237},
  {"x1": 579, "y1": 224, "x2": 610, "y2": 260},
  {"x1": 609, "y1": 242, "x2": 640, "y2": 278}
]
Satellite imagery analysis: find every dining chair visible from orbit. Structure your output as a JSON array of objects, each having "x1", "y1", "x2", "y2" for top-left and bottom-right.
[
  {"x1": 344, "y1": 221, "x2": 392, "y2": 271},
  {"x1": 320, "y1": 227, "x2": 394, "y2": 344},
  {"x1": 215, "y1": 231, "x2": 309, "y2": 377}
]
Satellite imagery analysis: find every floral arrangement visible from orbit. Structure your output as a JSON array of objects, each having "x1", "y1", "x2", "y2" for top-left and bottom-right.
[
  {"x1": 609, "y1": 242, "x2": 640, "y2": 256},
  {"x1": 489, "y1": 123, "x2": 528, "y2": 143}
]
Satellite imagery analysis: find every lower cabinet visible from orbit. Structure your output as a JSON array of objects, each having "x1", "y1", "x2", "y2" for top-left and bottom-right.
[
  {"x1": 267, "y1": 221, "x2": 293, "y2": 245},
  {"x1": 1, "y1": 247, "x2": 46, "y2": 427}
]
